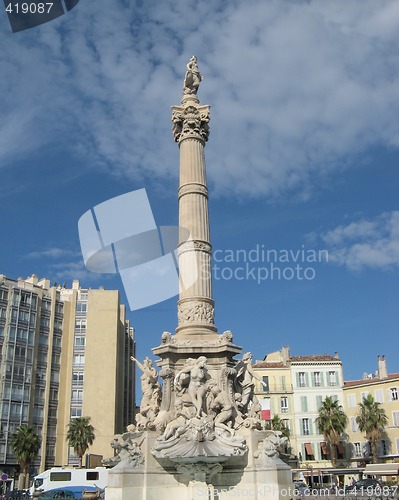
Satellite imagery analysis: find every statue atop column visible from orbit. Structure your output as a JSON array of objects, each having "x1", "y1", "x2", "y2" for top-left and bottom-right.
[{"x1": 183, "y1": 55, "x2": 203, "y2": 95}]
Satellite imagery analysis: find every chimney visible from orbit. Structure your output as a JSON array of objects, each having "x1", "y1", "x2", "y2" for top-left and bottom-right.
[
  {"x1": 282, "y1": 345, "x2": 291, "y2": 365},
  {"x1": 378, "y1": 355, "x2": 388, "y2": 379},
  {"x1": 334, "y1": 351, "x2": 339, "y2": 359}
]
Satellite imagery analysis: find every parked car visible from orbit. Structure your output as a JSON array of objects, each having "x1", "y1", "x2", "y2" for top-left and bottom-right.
[
  {"x1": 345, "y1": 478, "x2": 382, "y2": 493},
  {"x1": 5, "y1": 490, "x2": 30, "y2": 499},
  {"x1": 34, "y1": 489, "x2": 76, "y2": 499}
]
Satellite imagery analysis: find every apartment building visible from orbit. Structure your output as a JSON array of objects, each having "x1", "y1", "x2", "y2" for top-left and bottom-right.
[
  {"x1": 0, "y1": 274, "x2": 135, "y2": 475},
  {"x1": 254, "y1": 346, "x2": 345, "y2": 468},
  {"x1": 344, "y1": 355, "x2": 399, "y2": 465},
  {"x1": 0, "y1": 274, "x2": 65, "y2": 475}
]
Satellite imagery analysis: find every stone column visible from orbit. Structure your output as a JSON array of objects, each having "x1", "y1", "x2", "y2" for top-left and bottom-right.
[{"x1": 172, "y1": 92, "x2": 216, "y2": 337}]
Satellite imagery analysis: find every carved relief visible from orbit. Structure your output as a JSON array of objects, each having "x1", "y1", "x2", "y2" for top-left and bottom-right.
[
  {"x1": 178, "y1": 301, "x2": 214, "y2": 325},
  {"x1": 103, "y1": 431, "x2": 145, "y2": 470},
  {"x1": 253, "y1": 431, "x2": 288, "y2": 465},
  {"x1": 178, "y1": 239, "x2": 212, "y2": 255}
]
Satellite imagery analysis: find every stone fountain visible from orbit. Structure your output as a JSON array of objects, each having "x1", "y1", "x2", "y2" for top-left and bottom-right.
[{"x1": 105, "y1": 57, "x2": 295, "y2": 500}]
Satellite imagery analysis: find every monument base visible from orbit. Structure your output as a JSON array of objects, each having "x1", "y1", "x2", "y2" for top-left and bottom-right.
[{"x1": 105, "y1": 429, "x2": 295, "y2": 500}]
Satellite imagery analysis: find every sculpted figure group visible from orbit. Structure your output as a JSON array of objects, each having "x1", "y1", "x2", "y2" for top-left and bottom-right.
[{"x1": 106, "y1": 349, "x2": 284, "y2": 465}]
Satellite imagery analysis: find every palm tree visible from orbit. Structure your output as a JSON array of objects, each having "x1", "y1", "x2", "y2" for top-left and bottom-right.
[
  {"x1": 315, "y1": 396, "x2": 348, "y2": 467},
  {"x1": 356, "y1": 394, "x2": 388, "y2": 463},
  {"x1": 267, "y1": 415, "x2": 291, "y2": 440},
  {"x1": 66, "y1": 416, "x2": 95, "y2": 467},
  {"x1": 10, "y1": 424, "x2": 41, "y2": 489}
]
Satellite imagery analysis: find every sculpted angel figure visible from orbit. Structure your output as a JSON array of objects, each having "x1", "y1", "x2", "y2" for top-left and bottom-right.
[
  {"x1": 131, "y1": 356, "x2": 160, "y2": 428},
  {"x1": 183, "y1": 56, "x2": 203, "y2": 95},
  {"x1": 234, "y1": 352, "x2": 267, "y2": 415}
]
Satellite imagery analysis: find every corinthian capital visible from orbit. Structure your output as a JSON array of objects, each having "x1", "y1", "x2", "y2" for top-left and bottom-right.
[{"x1": 172, "y1": 104, "x2": 210, "y2": 143}]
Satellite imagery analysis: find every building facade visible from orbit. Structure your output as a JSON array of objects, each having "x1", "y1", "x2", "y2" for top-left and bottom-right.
[
  {"x1": 0, "y1": 275, "x2": 135, "y2": 476},
  {"x1": 254, "y1": 346, "x2": 345, "y2": 468},
  {"x1": 343, "y1": 355, "x2": 399, "y2": 465},
  {"x1": 0, "y1": 274, "x2": 65, "y2": 475}
]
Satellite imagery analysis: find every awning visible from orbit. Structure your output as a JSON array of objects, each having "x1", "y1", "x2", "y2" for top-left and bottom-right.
[
  {"x1": 320, "y1": 442, "x2": 328, "y2": 455},
  {"x1": 305, "y1": 443, "x2": 314, "y2": 455},
  {"x1": 364, "y1": 464, "x2": 399, "y2": 476}
]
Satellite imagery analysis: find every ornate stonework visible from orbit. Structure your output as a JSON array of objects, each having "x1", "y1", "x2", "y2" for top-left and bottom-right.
[
  {"x1": 178, "y1": 183, "x2": 208, "y2": 198},
  {"x1": 172, "y1": 105, "x2": 210, "y2": 143},
  {"x1": 178, "y1": 300, "x2": 214, "y2": 325}
]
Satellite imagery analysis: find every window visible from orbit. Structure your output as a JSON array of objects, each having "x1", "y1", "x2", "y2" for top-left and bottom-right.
[
  {"x1": 328, "y1": 371, "x2": 337, "y2": 386},
  {"x1": 390, "y1": 387, "x2": 398, "y2": 401},
  {"x1": 300, "y1": 396, "x2": 308, "y2": 412},
  {"x1": 280, "y1": 396, "x2": 288, "y2": 413},
  {"x1": 353, "y1": 442, "x2": 362, "y2": 457},
  {"x1": 55, "y1": 303, "x2": 63, "y2": 315},
  {"x1": 302, "y1": 418, "x2": 310, "y2": 435},
  {"x1": 375, "y1": 389, "x2": 384, "y2": 403},
  {"x1": 280, "y1": 376, "x2": 286, "y2": 391},
  {"x1": 50, "y1": 472, "x2": 72, "y2": 482},
  {"x1": 361, "y1": 391, "x2": 369, "y2": 401},
  {"x1": 347, "y1": 394, "x2": 356, "y2": 408},
  {"x1": 53, "y1": 336, "x2": 62, "y2": 348},
  {"x1": 281, "y1": 419, "x2": 290, "y2": 430},
  {"x1": 0, "y1": 289, "x2": 8, "y2": 301},
  {"x1": 52, "y1": 354, "x2": 61, "y2": 365},
  {"x1": 76, "y1": 302, "x2": 87, "y2": 314},
  {"x1": 72, "y1": 372, "x2": 84, "y2": 385},
  {"x1": 54, "y1": 319, "x2": 62, "y2": 331},
  {"x1": 71, "y1": 407, "x2": 82, "y2": 418},
  {"x1": 73, "y1": 354, "x2": 85, "y2": 365},
  {"x1": 299, "y1": 372, "x2": 306, "y2": 387},
  {"x1": 262, "y1": 376, "x2": 269, "y2": 392},
  {"x1": 313, "y1": 372, "x2": 321, "y2": 387},
  {"x1": 40, "y1": 317, "x2": 50, "y2": 328},
  {"x1": 350, "y1": 416, "x2": 359, "y2": 432},
  {"x1": 75, "y1": 319, "x2": 86, "y2": 331},
  {"x1": 74, "y1": 336, "x2": 86, "y2": 348},
  {"x1": 71, "y1": 390, "x2": 83, "y2": 402},
  {"x1": 86, "y1": 472, "x2": 99, "y2": 481}
]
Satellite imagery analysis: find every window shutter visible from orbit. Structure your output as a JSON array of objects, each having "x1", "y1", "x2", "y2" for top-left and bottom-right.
[
  {"x1": 305, "y1": 372, "x2": 309, "y2": 387},
  {"x1": 335, "y1": 371, "x2": 340, "y2": 386}
]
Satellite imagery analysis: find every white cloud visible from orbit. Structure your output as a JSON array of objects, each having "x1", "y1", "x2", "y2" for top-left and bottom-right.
[
  {"x1": 25, "y1": 247, "x2": 80, "y2": 259},
  {"x1": 0, "y1": 0, "x2": 398, "y2": 198},
  {"x1": 320, "y1": 211, "x2": 399, "y2": 270}
]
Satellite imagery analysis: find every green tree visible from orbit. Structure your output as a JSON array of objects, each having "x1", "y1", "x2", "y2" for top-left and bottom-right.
[
  {"x1": 356, "y1": 394, "x2": 388, "y2": 463},
  {"x1": 315, "y1": 396, "x2": 348, "y2": 467},
  {"x1": 10, "y1": 424, "x2": 41, "y2": 489},
  {"x1": 66, "y1": 416, "x2": 95, "y2": 467},
  {"x1": 267, "y1": 415, "x2": 291, "y2": 440}
]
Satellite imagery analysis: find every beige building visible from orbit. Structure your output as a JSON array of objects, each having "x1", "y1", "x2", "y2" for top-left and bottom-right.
[
  {"x1": 0, "y1": 274, "x2": 135, "y2": 475},
  {"x1": 57, "y1": 280, "x2": 135, "y2": 467},
  {"x1": 254, "y1": 346, "x2": 345, "y2": 469},
  {"x1": 343, "y1": 355, "x2": 399, "y2": 465},
  {"x1": 253, "y1": 347, "x2": 296, "y2": 454}
]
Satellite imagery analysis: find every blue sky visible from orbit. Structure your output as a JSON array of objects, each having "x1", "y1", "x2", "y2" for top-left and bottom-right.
[{"x1": 1, "y1": 0, "x2": 398, "y2": 382}]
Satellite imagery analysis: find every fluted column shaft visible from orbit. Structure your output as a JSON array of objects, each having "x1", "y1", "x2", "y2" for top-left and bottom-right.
[{"x1": 172, "y1": 95, "x2": 216, "y2": 335}]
